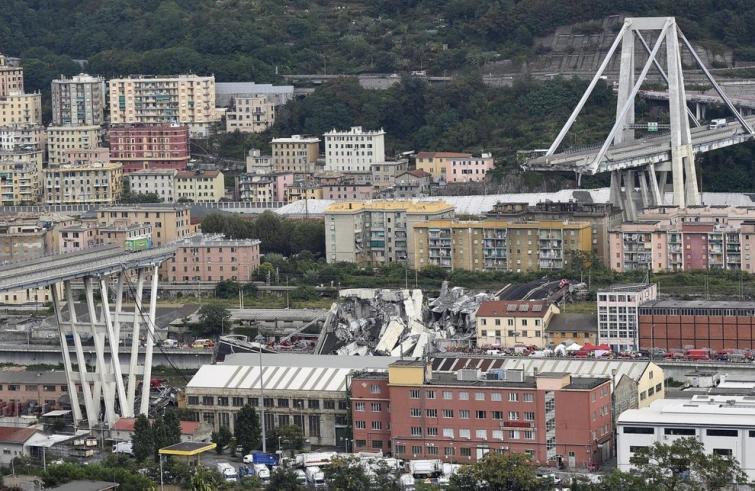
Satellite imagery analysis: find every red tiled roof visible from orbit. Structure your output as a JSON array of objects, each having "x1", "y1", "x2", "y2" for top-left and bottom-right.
[
  {"x1": 405, "y1": 169, "x2": 431, "y2": 178},
  {"x1": 416, "y1": 151, "x2": 472, "y2": 159},
  {"x1": 476, "y1": 300, "x2": 551, "y2": 318},
  {"x1": 0, "y1": 426, "x2": 37, "y2": 444},
  {"x1": 112, "y1": 417, "x2": 201, "y2": 435}
]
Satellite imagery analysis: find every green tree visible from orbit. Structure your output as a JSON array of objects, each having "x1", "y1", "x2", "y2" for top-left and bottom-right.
[
  {"x1": 629, "y1": 437, "x2": 748, "y2": 491},
  {"x1": 151, "y1": 417, "x2": 168, "y2": 461},
  {"x1": 190, "y1": 466, "x2": 222, "y2": 491},
  {"x1": 326, "y1": 456, "x2": 371, "y2": 491},
  {"x1": 235, "y1": 404, "x2": 262, "y2": 455},
  {"x1": 211, "y1": 425, "x2": 232, "y2": 454},
  {"x1": 196, "y1": 303, "x2": 231, "y2": 337},
  {"x1": 215, "y1": 279, "x2": 240, "y2": 299},
  {"x1": 267, "y1": 467, "x2": 305, "y2": 491},
  {"x1": 267, "y1": 424, "x2": 304, "y2": 453},
  {"x1": 448, "y1": 452, "x2": 548, "y2": 491},
  {"x1": 163, "y1": 410, "x2": 182, "y2": 447},
  {"x1": 132, "y1": 414, "x2": 154, "y2": 462}
]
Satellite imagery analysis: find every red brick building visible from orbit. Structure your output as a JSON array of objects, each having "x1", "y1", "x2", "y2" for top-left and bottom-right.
[
  {"x1": 639, "y1": 299, "x2": 755, "y2": 351},
  {"x1": 108, "y1": 123, "x2": 190, "y2": 173},
  {"x1": 350, "y1": 360, "x2": 612, "y2": 469}
]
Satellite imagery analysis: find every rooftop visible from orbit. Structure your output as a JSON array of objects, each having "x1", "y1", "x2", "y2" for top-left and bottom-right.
[
  {"x1": 159, "y1": 441, "x2": 216, "y2": 456},
  {"x1": 599, "y1": 283, "x2": 654, "y2": 293},
  {"x1": 112, "y1": 417, "x2": 201, "y2": 435},
  {"x1": 618, "y1": 395, "x2": 755, "y2": 427},
  {"x1": 416, "y1": 151, "x2": 472, "y2": 159},
  {"x1": 640, "y1": 299, "x2": 755, "y2": 310},
  {"x1": 176, "y1": 170, "x2": 220, "y2": 179},
  {"x1": 0, "y1": 370, "x2": 68, "y2": 384},
  {"x1": 47, "y1": 480, "x2": 119, "y2": 491},
  {"x1": 215, "y1": 82, "x2": 294, "y2": 95},
  {"x1": 175, "y1": 233, "x2": 260, "y2": 247},
  {"x1": 127, "y1": 169, "x2": 177, "y2": 176},
  {"x1": 271, "y1": 135, "x2": 320, "y2": 143},
  {"x1": 546, "y1": 313, "x2": 599, "y2": 333},
  {"x1": 324, "y1": 126, "x2": 385, "y2": 136},
  {"x1": 416, "y1": 219, "x2": 591, "y2": 230},
  {"x1": 325, "y1": 199, "x2": 453, "y2": 214},
  {"x1": 0, "y1": 425, "x2": 38, "y2": 444},
  {"x1": 477, "y1": 300, "x2": 552, "y2": 318}
]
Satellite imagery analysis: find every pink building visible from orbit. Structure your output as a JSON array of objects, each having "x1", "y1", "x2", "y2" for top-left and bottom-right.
[
  {"x1": 59, "y1": 223, "x2": 98, "y2": 252},
  {"x1": 275, "y1": 173, "x2": 294, "y2": 202},
  {"x1": 65, "y1": 147, "x2": 110, "y2": 166},
  {"x1": 108, "y1": 123, "x2": 190, "y2": 173},
  {"x1": 167, "y1": 234, "x2": 261, "y2": 284},
  {"x1": 321, "y1": 183, "x2": 374, "y2": 200},
  {"x1": 446, "y1": 153, "x2": 494, "y2": 183}
]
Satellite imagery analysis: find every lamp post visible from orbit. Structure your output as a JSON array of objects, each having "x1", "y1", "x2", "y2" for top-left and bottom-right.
[{"x1": 259, "y1": 349, "x2": 267, "y2": 453}]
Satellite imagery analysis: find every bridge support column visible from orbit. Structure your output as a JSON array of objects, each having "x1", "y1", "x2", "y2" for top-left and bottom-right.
[
  {"x1": 639, "y1": 170, "x2": 650, "y2": 208},
  {"x1": 623, "y1": 170, "x2": 637, "y2": 221},
  {"x1": 695, "y1": 102, "x2": 707, "y2": 121},
  {"x1": 139, "y1": 264, "x2": 160, "y2": 416},
  {"x1": 64, "y1": 280, "x2": 98, "y2": 430},
  {"x1": 99, "y1": 277, "x2": 129, "y2": 423},
  {"x1": 126, "y1": 268, "x2": 145, "y2": 417},
  {"x1": 85, "y1": 276, "x2": 116, "y2": 427},
  {"x1": 610, "y1": 171, "x2": 624, "y2": 212},
  {"x1": 647, "y1": 164, "x2": 663, "y2": 206},
  {"x1": 51, "y1": 283, "x2": 82, "y2": 427}
]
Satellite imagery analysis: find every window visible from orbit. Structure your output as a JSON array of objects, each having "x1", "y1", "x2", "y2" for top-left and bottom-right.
[
  {"x1": 202, "y1": 396, "x2": 214, "y2": 406},
  {"x1": 492, "y1": 430, "x2": 504, "y2": 440},
  {"x1": 444, "y1": 447, "x2": 455, "y2": 457},
  {"x1": 443, "y1": 391, "x2": 453, "y2": 400},
  {"x1": 426, "y1": 390, "x2": 435, "y2": 399},
  {"x1": 426, "y1": 408, "x2": 438, "y2": 418},
  {"x1": 509, "y1": 393, "x2": 519, "y2": 402},
  {"x1": 232, "y1": 397, "x2": 244, "y2": 407},
  {"x1": 188, "y1": 396, "x2": 199, "y2": 405},
  {"x1": 713, "y1": 448, "x2": 733, "y2": 457},
  {"x1": 524, "y1": 411, "x2": 535, "y2": 421},
  {"x1": 248, "y1": 397, "x2": 259, "y2": 407},
  {"x1": 459, "y1": 429, "x2": 471, "y2": 439},
  {"x1": 443, "y1": 428, "x2": 454, "y2": 438},
  {"x1": 372, "y1": 440, "x2": 383, "y2": 449},
  {"x1": 410, "y1": 389, "x2": 420, "y2": 399},
  {"x1": 442, "y1": 409, "x2": 454, "y2": 418},
  {"x1": 509, "y1": 430, "x2": 520, "y2": 440},
  {"x1": 263, "y1": 398, "x2": 274, "y2": 408},
  {"x1": 475, "y1": 392, "x2": 485, "y2": 401},
  {"x1": 277, "y1": 398, "x2": 289, "y2": 408},
  {"x1": 356, "y1": 439, "x2": 367, "y2": 448},
  {"x1": 308, "y1": 415, "x2": 321, "y2": 437},
  {"x1": 664, "y1": 428, "x2": 695, "y2": 436},
  {"x1": 412, "y1": 446, "x2": 423, "y2": 456},
  {"x1": 324, "y1": 400, "x2": 335, "y2": 410},
  {"x1": 395, "y1": 444, "x2": 405, "y2": 455},
  {"x1": 623, "y1": 427, "x2": 655, "y2": 434},
  {"x1": 427, "y1": 427, "x2": 438, "y2": 436},
  {"x1": 459, "y1": 392, "x2": 469, "y2": 400},
  {"x1": 491, "y1": 393, "x2": 502, "y2": 402},
  {"x1": 459, "y1": 409, "x2": 470, "y2": 419},
  {"x1": 523, "y1": 393, "x2": 534, "y2": 402},
  {"x1": 371, "y1": 402, "x2": 382, "y2": 412},
  {"x1": 475, "y1": 429, "x2": 487, "y2": 440},
  {"x1": 525, "y1": 431, "x2": 534, "y2": 440},
  {"x1": 355, "y1": 421, "x2": 366, "y2": 429},
  {"x1": 370, "y1": 384, "x2": 381, "y2": 394},
  {"x1": 629, "y1": 446, "x2": 648, "y2": 454},
  {"x1": 460, "y1": 448, "x2": 472, "y2": 457},
  {"x1": 410, "y1": 408, "x2": 422, "y2": 417},
  {"x1": 656, "y1": 383, "x2": 662, "y2": 392},
  {"x1": 411, "y1": 427, "x2": 422, "y2": 436},
  {"x1": 217, "y1": 397, "x2": 229, "y2": 406},
  {"x1": 355, "y1": 402, "x2": 365, "y2": 412},
  {"x1": 509, "y1": 411, "x2": 519, "y2": 420},
  {"x1": 476, "y1": 410, "x2": 487, "y2": 419},
  {"x1": 707, "y1": 429, "x2": 738, "y2": 437},
  {"x1": 492, "y1": 411, "x2": 503, "y2": 420},
  {"x1": 372, "y1": 421, "x2": 382, "y2": 430},
  {"x1": 308, "y1": 399, "x2": 320, "y2": 409}
]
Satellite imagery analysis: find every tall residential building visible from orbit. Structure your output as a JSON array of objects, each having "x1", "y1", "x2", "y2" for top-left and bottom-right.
[
  {"x1": 324, "y1": 126, "x2": 385, "y2": 173},
  {"x1": 175, "y1": 170, "x2": 225, "y2": 202},
  {"x1": 351, "y1": 360, "x2": 613, "y2": 467},
  {"x1": 127, "y1": 169, "x2": 178, "y2": 202},
  {"x1": 46, "y1": 125, "x2": 100, "y2": 165},
  {"x1": 108, "y1": 75, "x2": 219, "y2": 138},
  {"x1": 0, "y1": 162, "x2": 41, "y2": 205},
  {"x1": 597, "y1": 284, "x2": 657, "y2": 352},
  {"x1": 50, "y1": 74, "x2": 106, "y2": 126},
  {"x1": 416, "y1": 151, "x2": 494, "y2": 183},
  {"x1": 96, "y1": 205, "x2": 194, "y2": 247},
  {"x1": 325, "y1": 200, "x2": 454, "y2": 266},
  {"x1": 0, "y1": 54, "x2": 23, "y2": 96},
  {"x1": 0, "y1": 93, "x2": 41, "y2": 127},
  {"x1": 412, "y1": 220, "x2": 592, "y2": 273},
  {"x1": 167, "y1": 233, "x2": 261, "y2": 283},
  {"x1": 225, "y1": 96, "x2": 276, "y2": 133},
  {"x1": 271, "y1": 135, "x2": 320, "y2": 174},
  {"x1": 108, "y1": 124, "x2": 190, "y2": 172},
  {"x1": 0, "y1": 125, "x2": 46, "y2": 171},
  {"x1": 43, "y1": 162, "x2": 123, "y2": 205}
]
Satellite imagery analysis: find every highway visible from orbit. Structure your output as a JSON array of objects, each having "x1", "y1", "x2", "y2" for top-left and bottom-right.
[{"x1": 524, "y1": 115, "x2": 755, "y2": 174}]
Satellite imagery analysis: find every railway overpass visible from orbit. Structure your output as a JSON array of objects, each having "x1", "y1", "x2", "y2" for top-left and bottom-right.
[{"x1": 0, "y1": 245, "x2": 176, "y2": 430}]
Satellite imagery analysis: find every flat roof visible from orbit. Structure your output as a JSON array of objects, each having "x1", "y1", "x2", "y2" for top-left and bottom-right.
[
  {"x1": 618, "y1": 395, "x2": 755, "y2": 427},
  {"x1": 640, "y1": 299, "x2": 755, "y2": 309},
  {"x1": 159, "y1": 441, "x2": 216, "y2": 456},
  {"x1": 599, "y1": 284, "x2": 654, "y2": 293},
  {"x1": 325, "y1": 200, "x2": 453, "y2": 214},
  {"x1": 416, "y1": 219, "x2": 591, "y2": 230},
  {"x1": 546, "y1": 313, "x2": 598, "y2": 333},
  {"x1": 48, "y1": 480, "x2": 119, "y2": 491}
]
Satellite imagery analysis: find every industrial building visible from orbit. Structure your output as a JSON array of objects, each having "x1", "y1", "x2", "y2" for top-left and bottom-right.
[{"x1": 597, "y1": 284, "x2": 658, "y2": 352}]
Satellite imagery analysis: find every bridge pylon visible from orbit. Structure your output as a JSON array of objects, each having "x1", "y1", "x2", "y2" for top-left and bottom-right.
[{"x1": 538, "y1": 17, "x2": 754, "y2": 214}]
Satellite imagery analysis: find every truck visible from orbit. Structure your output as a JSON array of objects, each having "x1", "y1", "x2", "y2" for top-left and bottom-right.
[
  {"x1": 252, "y1": 463, "x2": 270, "y2": 482},
  {"x1": 305, "y1": 466, "x2": 326, "y2": 488},
  {"x1": 112, "y1": 441, "x2": 133, "y2": 455},
  {"x1": 399, "y1": 473, "x2": 416, "y2": 491},
  {"x1": 293, "y1": 469, "x2": 307, "y2": 486},
  {"x1": 686, "y1": 348, "x2": 713, "y2": 361},
  {"x1": 709, "y1": 118, "x2": 727, "y2": 129},
  {"x1": 409, "y1": 459, "x2": 442, "y2": 479},
  {"x1": 295, "y1": 451, "x2": 337, "y2": 468},
  {"x1": 125, "y1": 236, "x2": 152, "y2": 252},
  {"x1": 216, "y1": 463, "x2": 238, "y2": 482},
  {"x1": 243, "y1": 451, "x2": 279, "y2": 466}
]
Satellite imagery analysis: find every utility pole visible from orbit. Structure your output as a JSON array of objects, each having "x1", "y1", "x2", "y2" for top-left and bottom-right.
[{"x1": 259, "y1": 349, "x2": 267, "y2": 453}]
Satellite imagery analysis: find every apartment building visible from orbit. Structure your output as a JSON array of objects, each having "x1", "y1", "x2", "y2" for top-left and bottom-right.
[
  {"x1": 108, "y1": 75, "x2": 219, "y2": 138},
  {"x1": 96, "y1": 205, "x2": 194, "y2": 247},
  {"x1": 385, "y1": 170, "x2": 432, "y2": 199},
  {"x1": 488, "y1": 202, "x2": 620, "y2": 268},
  {"x1": 0, "y1": 371, "x2": 71, "y2": 415},
  {"x1": 50, "y1": 74, "x2": 106, "y2": 126},
  {"x1": 108, "y1": 123, "x2": 190, "y2": 172},
  {"x1": 127, "y1": 169, "x2": 177, "y2": 202},
  {"x1": 412, "y1": 219, "x2": 592, "y2": 273},
  {"x1": 235, "y1": 174, "x2": 275, "y2": 202},
  {"x1": 185, "y1": 354, "x2": 394, "y2": 449},
  {"x1": 245, "y1": 148, "x2": 273, "y2": 175},
  {"x1": 475, "y1": 300, "x2": 560, "y2": 348},
  {"x1": 0, "y1": 93, "x2": 42, "y2": 127},
  {"x1": 0, "y1": 54, "x2": 24, "y2": 96},
  {"x1": 43, "y1": 162, "x2": 122, "y2": 205},
  {"x1": 351, "y1": 360, "x2": 612, "y2": 468},
  {"x1": 285, "y1": 181, "x2": 322, "y2": 203},
  {"x1": 59, "y1": 223, "x2": 98, "y2": 253},
  {"x1": 321, "y1": 182, "x2": 374, "y2": 200},
  {"x1": 416, "y1": 152, "x2": 494, "y2": 183},
  {"x1": 638, "y1": 299, "x2": 755, "y2": 351},
  {"x1": 65, "y1": 147, "x2": 110, "y2": 166},
  {"x1": 271, "y1": 135, "x2": 320, "y2": 174},
  {"x1": 324, "y1": 126, "x2": 385, "y2": 173},
  {"x1": 225, "y1": 95, "x2": 276, "y2": 133},
  {"x1": 618, "y1": 396, "x2": 755, "y2": 481},
  {"x1": 546, "y1": 313, "x2": 599, "y2": 346},
  {"x1": 46, "y1": 125, "x2": 100, "y2": 165},
  {"x1": 0, "y1": 162, "x2": 41, "y2": 205},
  {"x1": 371, "y1": 160, "x2": 408, "y2": 189},
  {"x1": 175, "y1": 170, "x2": 225, "y2": 202},
  {"x1": 597, "y1": 284, "x2": 658, "y2": 352},
  {"x1": 167, "y1": 233, "x2": 260, "y2": 283},
  {"x1": 325, "y1": 200, "x2": 455, "y2": 266}
]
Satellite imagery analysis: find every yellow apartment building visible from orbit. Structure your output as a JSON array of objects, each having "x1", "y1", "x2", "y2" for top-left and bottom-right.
[
  {"x1": 43, "y1": 162, "x2": 123, "y2": 205},
  {"x1": 0, "y1": 93, "x2": 41, "y2": 127},
  {"x1": 476, "y1": 300, "x2": 560, "y2": 348},
  {"x1": 46, "y1": 125, "x2": 100, "y2": 165},
  {"x1": 175, "y1": 170, "x2": 225, "y2": 202}
]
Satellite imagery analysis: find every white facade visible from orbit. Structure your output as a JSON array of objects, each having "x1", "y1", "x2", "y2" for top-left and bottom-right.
[
  {"x1": 324, "y1": 126, "x2": 385, "y2": 172},
  {"x1": 597, "y1": 283, "x2": 657, "y2": 352},
  {"x1": 617, "y1": 395, "x2": 755, "y2": 481},
  {"x1": 127, "y1": 169, "x2": 178, "y2": 202}
]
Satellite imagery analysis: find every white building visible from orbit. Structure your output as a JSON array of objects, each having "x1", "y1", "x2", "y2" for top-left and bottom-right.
[
  {"x1": 617, "y1": 395, "x2": 755, "y2": 481},
  {"x1": 597, "y1": 283, "x2": 657, "y2": 352},
  {"x1": 127, "y1": 169, "x2": 178, "y2": 202},
  {"x1": 324, "y1": 126, "x2": 385, "y2": 173}
]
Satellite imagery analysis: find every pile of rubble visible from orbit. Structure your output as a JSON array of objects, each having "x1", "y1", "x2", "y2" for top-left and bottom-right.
[{"x1": 314, "y1": 282, "x2": 494, "y2": 357}]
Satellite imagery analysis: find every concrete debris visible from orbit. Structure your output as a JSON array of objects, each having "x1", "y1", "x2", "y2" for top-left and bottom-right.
[{"x1": 317, "y1": 282, "x2": 493, "y2": 357}]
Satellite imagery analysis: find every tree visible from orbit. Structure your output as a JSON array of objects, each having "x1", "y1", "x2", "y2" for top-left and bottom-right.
[
  {"x1": 163, "y1": 410, "x2": 182, "y2": 447},
  {"x1": 267, "y1": 424, "x2": 304, "y2": 453},
  {"x1": 448, "y1": 452, "x2": 548, "y2": 491},
  {"x1": 234, "y1": 404, "x2": 262, "y2": 455},
  {"x1": 326, "y1": 456, "x2": 371, "y2": 491},
  {"x1": 132, "y1": 414, "x2": 154, "y2": 462},
  {"x1": 215, "y1": 279, "x2": 240, "y2": 299},
  {"x1": 196, "y1": 303, "x2": 231, "y2": 337},
  {"x1": 211, "y1": 425, "x2": 232, "y2": 454},
  {"x1": 151, "y1": 418, "x2": 168, "y2": 461},
  {"x1": 629, "y1": 437, "x2": 748, "y2": 491},
  {"x1": 190, "y1": 466, "x2": 222, "y2": 491},
  {"x1": 267, "y1": 467, "x2": 305, "y2": 491}
]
